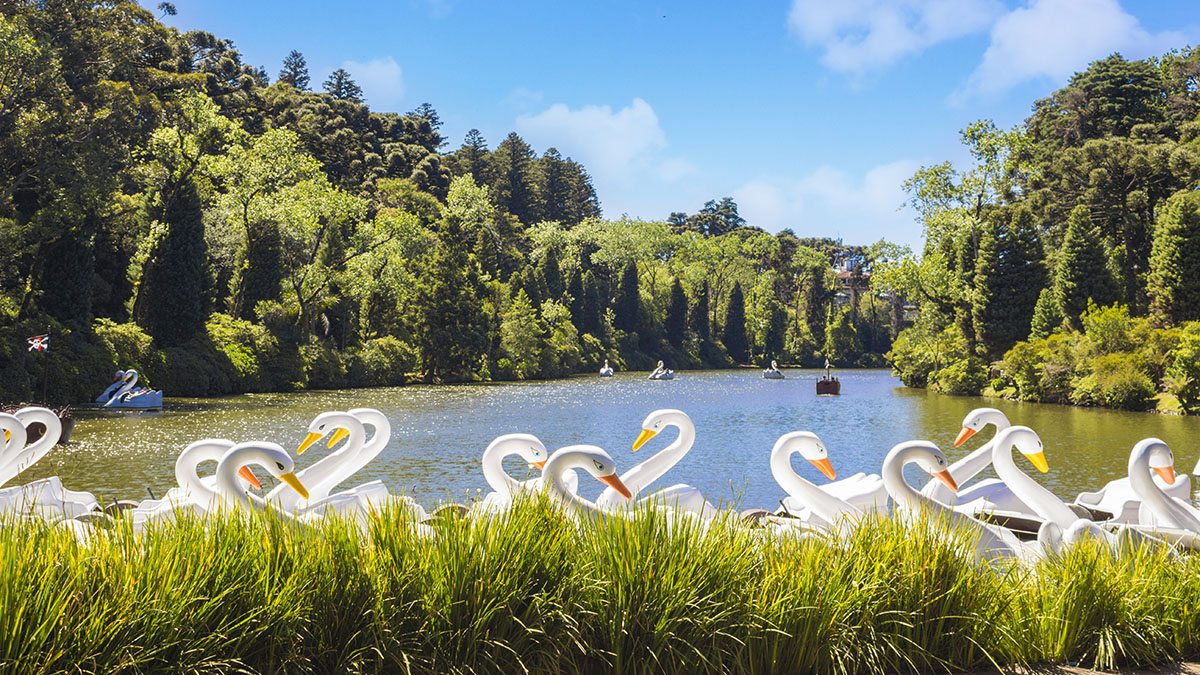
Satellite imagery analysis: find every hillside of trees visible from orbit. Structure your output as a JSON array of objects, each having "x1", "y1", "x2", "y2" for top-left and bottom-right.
[
  {"x1": 883, "y1": 49, "x2": 1200, "y2": 413},
  {"x1": 0, "y1": 1, "x2": 897, "y2": 403}
]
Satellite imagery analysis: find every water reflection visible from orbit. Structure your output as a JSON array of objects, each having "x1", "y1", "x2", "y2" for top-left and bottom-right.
[{"x1": 20, "y1": 369, "x2": 1200, "y2": 510}]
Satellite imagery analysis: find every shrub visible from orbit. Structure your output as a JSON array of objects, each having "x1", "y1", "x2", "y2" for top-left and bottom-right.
[
  {"x1": 931, "y1": 356, "x2": 988, "y2": 395},
  {"x1": 206, "y1": 313, "x2": 280, "y2": 391},
  {"x1": 1071, "y1": 353, "x2": 1156, "y2": 410},
  {"x1": 93, "y1": 318, "x2": 160, "y2": 375},
  {"x1": 1166, "y1": 323, "x2": 1200, "y2": 414},
  {"x1": 300, "y1": 339, "x2": 349, "y2": 389},
  {"x1": 350, "y1": 336, "x2": 416, "y2": 387}
]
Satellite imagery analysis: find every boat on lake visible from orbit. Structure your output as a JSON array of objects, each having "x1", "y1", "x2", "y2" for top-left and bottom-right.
[
  {"x1": 763, "y1": 360, "x2": 784, "y2": 379},
  {"x1": 817, "y1": 360, "x2": 840, "y2": 395},
  {"x1": 96, "y1": 370, "x2": 163, "y2": 410},
  {"x1": 648, "y1": 360, "x2": 675, "y2": 380}
]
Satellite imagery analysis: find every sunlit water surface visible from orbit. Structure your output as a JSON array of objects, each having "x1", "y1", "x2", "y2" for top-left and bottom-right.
[{"x1": 20, "y1": 369, "x2": 1200, "y2": 510}]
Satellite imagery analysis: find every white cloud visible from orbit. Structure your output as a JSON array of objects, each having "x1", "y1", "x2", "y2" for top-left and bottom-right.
[
  {"x1": 340, "y1": 57, "x2": 405, "y2": 111},
  {"x1": 732, "y1": 160, "x2": 923, "y2": 247},
  {"x1": 958, "y1": 0, "x2": 1188, "y2": 98},
  {"x1": 516, "y1": 98, "x2": 666, "y2": 179},
  {"x1": 787, "y1": 0, "x2": 1002, "y2": 74},
  {"x1": 657, "y1": 157, "x2": 698, "y2": 183}
]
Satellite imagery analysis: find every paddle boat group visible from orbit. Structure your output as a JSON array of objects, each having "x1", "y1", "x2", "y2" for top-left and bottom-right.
[{"x1": 4, "y1": 398, "x2": 1200, "y2": 565}]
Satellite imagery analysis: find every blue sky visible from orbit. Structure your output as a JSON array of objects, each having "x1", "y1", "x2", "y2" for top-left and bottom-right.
[{"x1": 156, "y1": 0, "x2": 1197, "y2": 249}]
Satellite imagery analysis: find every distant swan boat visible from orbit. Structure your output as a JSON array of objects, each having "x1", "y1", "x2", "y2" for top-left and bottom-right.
[
  {"x1": 96, "y1": 370, "x2": 163, "y2": 410},
  {"x1": 763, "y1": 360, "x2": 784, "y2": 379},
  {"x1": 648, "y1": 360, "x2": 674, "y2": 380},
  {"x1": 599, "y1": 360, "x2": 614, "y2": 377}
]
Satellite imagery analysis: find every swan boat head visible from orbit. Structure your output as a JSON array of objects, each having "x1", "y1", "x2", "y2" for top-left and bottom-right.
[
  {"x1": 632, "y1": 409, "x2": 691, "y2": 451},
  {"x1": 954, "y1": 408, "x2": 1010, "y2": 447},
  {"x1": 234, "y1": 443, "x2": 309, "y2": 500},
  {"x1": 295, "y1": 411, "x2": 361, "y2": 454},
  {"x1": 909, "y1": 443, "x2": 960, "y2": 492},
  {"x1": 997, "y1": 426, "x2": 1050, "y2": 474},
  {"x1": 548, "y1": 445, "x2": 632, "y2": 500},
  {"x1": 773, "y1": 431, "x2": 837, "y2": 480},
  {"x1": 1136, "y1": 438, "x2": 1177, "y2": 485},
  {"x1": 488, "y1": 433, "x2": 551, "y2": 469}
]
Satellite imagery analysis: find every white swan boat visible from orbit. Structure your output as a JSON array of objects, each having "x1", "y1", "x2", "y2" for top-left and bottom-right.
[
  {"x1": 648, "y1": 360, "x2": 675, "y2": 380},
  {"x1": 763, "y1": 360, "x2": 784, "y2": 379},
  {"x1": 96, "y1": 369, "x2": 163, "y2": 410}
]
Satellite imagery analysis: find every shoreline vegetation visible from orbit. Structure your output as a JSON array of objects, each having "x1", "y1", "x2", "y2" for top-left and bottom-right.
[
  {"x1": 882, "y1": 49, "x2": 1200, "y2": 416},
  {"x1": 0, "y1": 2, "x2": 894, "y2": 405},
  {"x1": 8, "y1": 498, "x2": 1200, "y2": 674}
]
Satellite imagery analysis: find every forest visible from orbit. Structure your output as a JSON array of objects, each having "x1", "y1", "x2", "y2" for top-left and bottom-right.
[
  {"x1": 0, "y1": 1, "x2": 896, "y2": 402},
  {"x1": 882, "y1": 47, "x2": 1200, "y2": 414}
]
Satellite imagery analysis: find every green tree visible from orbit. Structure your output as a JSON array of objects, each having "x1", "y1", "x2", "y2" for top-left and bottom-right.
[
  {"x1": 686, "y1": 197, "x2": 745, "y2": 236},
  {"x1": 722, "y1": 282, "x2": 748, "y2": 363},
  {"x1": 1149, "y1": 191, "x2": 1200, "y2": 324},
  {"x1": 691, "y1": 280, "x2": 712, "y2": 341},
  {"x1": 278, "y1": 50, "x2": 309, "y2": 90},
  {"x1": 541, "y1": 247, "x2": 564, "y2": 299},
  {"x1": 1029, "y1": 287, "x2": 1064, "y2": 340},
  {"x1": 824, "y1": 308, "x2": 862, "y2": 365},
  {"x1": 499, "y1": 289, "x2": 541, "y2": 379},
  {"x1": 665, "y1": 277, "x2": 688, "y2": 348},
  {"x1": 971, "y1": 208, "x2": 1045, "y2": 357},
  {"x1": 487, "y1": 132, "x2": 542, "y2": 225},
  {"x1": 1053, "y1": 205, "x2": 1117, "y2": 329},
  {"x1": 613, "y1": 260, "x2": 641, "y2": 335},
  {"x1": 136, "y1": 181, "x2": 209, "y2": 345},
  {"x1": 323, "y1": 68, "x2": 363, "y2": 102},
  {"x1": 449, "y1": 129, "x2": 490, "y2": 182},
  {"x1": 580, "y1": 270, "x2": 604, "y2": 336},
  {"x1": 417, "y1": 218, "x2": 489, "y2": 382},
  {"x1": 761, "y1": 299, "x2": 787, "y2": 363}
]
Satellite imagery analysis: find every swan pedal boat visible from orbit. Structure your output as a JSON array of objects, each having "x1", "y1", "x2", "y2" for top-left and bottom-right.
[
  {"x1": 95, "y1": 370, "x2": 163, "y2": 410},
  {"x1": 763, "y1": 360, "x2": 784, "y2": 379}
]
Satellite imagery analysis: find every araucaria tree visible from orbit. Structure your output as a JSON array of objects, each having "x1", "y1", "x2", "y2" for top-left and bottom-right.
[{"x1": 723, "y1": 282, "x2": 748, "y2": 363}]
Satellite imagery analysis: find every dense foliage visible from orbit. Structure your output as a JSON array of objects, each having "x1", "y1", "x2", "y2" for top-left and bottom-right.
[
  {"x1": 4, "y1": 501, "x2": 1200, "y2": 674},
  {"x1": 0, "y1": 1, "x2": 897, "y2": 402},
  {"x1": 885, "y1": 49, "x2": 1200, "y2": 412}
]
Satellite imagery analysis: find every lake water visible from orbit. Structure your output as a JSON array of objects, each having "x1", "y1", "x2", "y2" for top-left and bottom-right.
[{"x1": 20, "y1": 369, "x2": 1200, "y2": 510}]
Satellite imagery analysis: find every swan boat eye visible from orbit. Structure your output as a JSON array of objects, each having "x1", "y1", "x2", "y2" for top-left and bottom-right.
[
  {"x1": 593, "y1": 460, "x2": 604, "y2": 471},
  {"x1": 275, "y1": 462, "x2": 286, "y2": 471}
]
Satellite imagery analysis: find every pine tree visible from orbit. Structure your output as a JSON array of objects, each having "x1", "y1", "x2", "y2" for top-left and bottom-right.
[
  {"x1": 499, "y1": 288, "x2": 541, "y2": 380},
  {"x1": 235, "y1": 222, "x2": 284, "y2": 319},
  {"x1": 567, "y1": 269, "x2": 585, "y2": 328},
  {"x1": 540, "y1": 148, "x2": 570, "y2": 223},
  {"x1": 564, "y1": 159, "x2": 601, "y2": 222},
  {"x1": 137, "y1": 181, "x2": 208, "y2": 346},
  {"x1": 323, "y1": 68, "x2": 363, "y2": 103},
  {"x1": 1030, "y1": 286, "x2": 1064, "y2": 339},
  {"x1": 450, "y1": 129, "x2": 490, "y2": 182},
  {"x1": 971, "y1": 208, "x2": 1046, "y2": 357},
  {"x1": 1053, "y1": 204, "x2": 1117, "y2": 329},
  {"x1": 691, "y1": 280, "x2": 712, "y2": 341},
  {"x1": 38, "y1": 227, "x2": 95, "y2": 328},
  {"x1": 613, "y1": 261, "x2": 641, "y2": 335},
  {"x1": 1148, "y1": 191, "x2": 1200, "y2": 324},
  {"x1": 417, "y1": 217, "x2": 489, "y2": 382},
  {"x1": 762, "y1": 299, "x2": 787, "y2": 363},
  {"x1": 541, "y1": 247, "x2": 564, "y2": 299},
  {"x1": 722, "y1": 282, "x2": 748, "y2": 363},
  {"x1": 487, "y1": 132, "x2": 542, "y2": 225},
  {"x1": 278, "y1": 50, "x2": 310, "y2": 90},
  {"x1": 665, "y1": 277, "x2": 688, "y2": 348},
  {"x1": 581, "y1": 270, "x2": 603, "y2": 336}
]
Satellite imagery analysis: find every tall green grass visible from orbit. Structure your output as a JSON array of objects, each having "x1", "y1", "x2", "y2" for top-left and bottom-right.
[{"x1": 0, "y1": 498, "x2": 1197, "y2": 674}]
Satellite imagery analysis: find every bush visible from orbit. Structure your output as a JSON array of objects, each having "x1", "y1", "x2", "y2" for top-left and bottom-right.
[
  {"x1": 1000, "y1": 333, "x2": 1078, "y2": 404},
  {"x1": 300, "y1": 339, "x2": 349, "y2": 389},
  {"x1": 931, "y1": 356, "x2": 988, "y2": 395},
  {"x1": 350, "y1": 336, "x2": 416, "y2": 387},
  {"x1": 1166, "y1": 324, "x2": 1200, "y2": 414},
  {"x1": 1071, "y1": 353, "x2": 1156, "y2": 411},
  {"x1": 93, "y1": 318, "x2": 161, "y2": 375},
  {"x1": 206, "y1": 313, "x2": 280, "y2": 391},
  {"x1": 887, "y1": 324, "x2": 969, "y2": 389}
]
